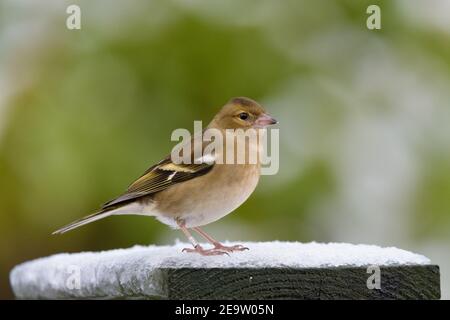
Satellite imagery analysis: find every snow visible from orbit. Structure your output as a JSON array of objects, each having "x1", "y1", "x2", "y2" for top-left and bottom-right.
[{"x1": 10, "y1": 241, "x2": 431, "y2": 299}]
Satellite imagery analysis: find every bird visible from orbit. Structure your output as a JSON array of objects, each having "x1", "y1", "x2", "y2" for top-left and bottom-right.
[{"x1": 53, "y1": 97, "x2": 278, "y2": 255}]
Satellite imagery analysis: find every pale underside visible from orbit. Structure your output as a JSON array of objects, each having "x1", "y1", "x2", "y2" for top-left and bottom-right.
[{"x1": 110, "y1": 164, "x2": 260, "y2": 228}]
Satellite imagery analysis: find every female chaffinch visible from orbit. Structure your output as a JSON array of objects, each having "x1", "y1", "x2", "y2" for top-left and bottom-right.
[{"x1": 54, "y1": 97, "x2": 277, "y2": 255}]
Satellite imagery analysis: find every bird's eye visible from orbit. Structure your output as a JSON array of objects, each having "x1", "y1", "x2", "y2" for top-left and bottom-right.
[{"x1": 239, "y1": 112, "x2": 249, "y2": 120}]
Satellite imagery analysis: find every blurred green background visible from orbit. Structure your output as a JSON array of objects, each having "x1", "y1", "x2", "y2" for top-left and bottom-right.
[{"x1": 1, "y1": 0, "x2": 450, "y2": 299}]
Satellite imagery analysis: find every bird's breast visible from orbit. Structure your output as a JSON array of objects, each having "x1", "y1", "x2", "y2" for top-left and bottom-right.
[{"x1": 153, "y1": 163, "x2": 260, "y2": 228}]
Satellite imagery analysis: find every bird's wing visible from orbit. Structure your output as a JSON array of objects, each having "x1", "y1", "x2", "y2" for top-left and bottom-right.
[
  {"x1": 102, "y1": 155, "x2": 214, "y2": 209},
  {"x1": 53, "y1": 130, "x2": 218, "y2": 234},
  {"x1": 53, "y1": 154, "x2": 214, "y2": 234}
]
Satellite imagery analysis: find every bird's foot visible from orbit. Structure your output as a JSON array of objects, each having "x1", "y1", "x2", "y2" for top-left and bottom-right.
[
  {"x1": 182, "y1": 245, "x2": 229, "y2": 256},
  {"x1": 212, "y1": 243, "x2": 249, "y2": 252}
]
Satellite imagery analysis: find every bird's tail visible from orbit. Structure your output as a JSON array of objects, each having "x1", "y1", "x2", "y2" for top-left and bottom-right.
[
  {"x1": 52, "y1": 201, "x2": 149, "y2": 235},
  {"x1": 52, "y1": 210, "x2": 112, "y2": 235}
]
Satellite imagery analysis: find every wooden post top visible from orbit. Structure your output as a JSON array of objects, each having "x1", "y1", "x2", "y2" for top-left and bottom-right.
[{"x1": 10, "y1": 242, "x2": 440, "y2": 299}]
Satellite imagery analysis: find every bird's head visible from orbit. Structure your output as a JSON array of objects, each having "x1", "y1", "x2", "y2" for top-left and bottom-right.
[{"x1": 211, "y1": 97, "x2": 278, "y2": 130}]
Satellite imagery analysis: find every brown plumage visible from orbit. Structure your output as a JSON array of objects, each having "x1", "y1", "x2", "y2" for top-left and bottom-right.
[{"x1": 53, "y1": 97, "x2": 277, "y2": 255}]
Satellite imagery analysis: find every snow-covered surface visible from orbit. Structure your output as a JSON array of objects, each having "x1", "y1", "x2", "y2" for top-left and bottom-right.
[{"x1": 10, "y1": 241, "x2": 431, "y2": 299}]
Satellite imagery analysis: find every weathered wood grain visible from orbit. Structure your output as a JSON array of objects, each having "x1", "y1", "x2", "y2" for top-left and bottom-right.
[{"x1": 163, "y1": 265, "x2": 440, "y2": 299}]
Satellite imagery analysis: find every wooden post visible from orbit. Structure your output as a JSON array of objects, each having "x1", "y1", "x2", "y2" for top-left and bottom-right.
[
  {"x1": 9, "y1": 242, "x2": 441, "y2": 299},
  {"x1": 164, "y1": 266, "x2": 440, "y2": 299}
]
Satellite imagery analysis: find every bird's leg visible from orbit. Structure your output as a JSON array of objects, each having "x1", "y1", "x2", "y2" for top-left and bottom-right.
[
  {"x1": 193, "y1": 227, "x2": 249, "y2": 252},
  {"x1": 177, "y1": 221, "x2": 228, "y2": 256}
]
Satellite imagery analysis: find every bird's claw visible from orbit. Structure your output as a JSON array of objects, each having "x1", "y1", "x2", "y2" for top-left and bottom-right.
[
  {"x1": 182, "y1": 245, "x2": 229, "y2": 256},
  {"x1": 213, "y1": 243, "x2": 249, "y2": 252}
]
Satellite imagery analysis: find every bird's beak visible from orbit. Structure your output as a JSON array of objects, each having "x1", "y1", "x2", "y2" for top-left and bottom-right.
[{"x1": 255, "y1": 113, "x2": 278, "y2": 127}]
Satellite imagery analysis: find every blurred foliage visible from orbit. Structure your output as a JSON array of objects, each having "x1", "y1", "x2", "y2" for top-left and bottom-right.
[{"x1": 1, "y1": 0, "x2": 450, "y2": 299}]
